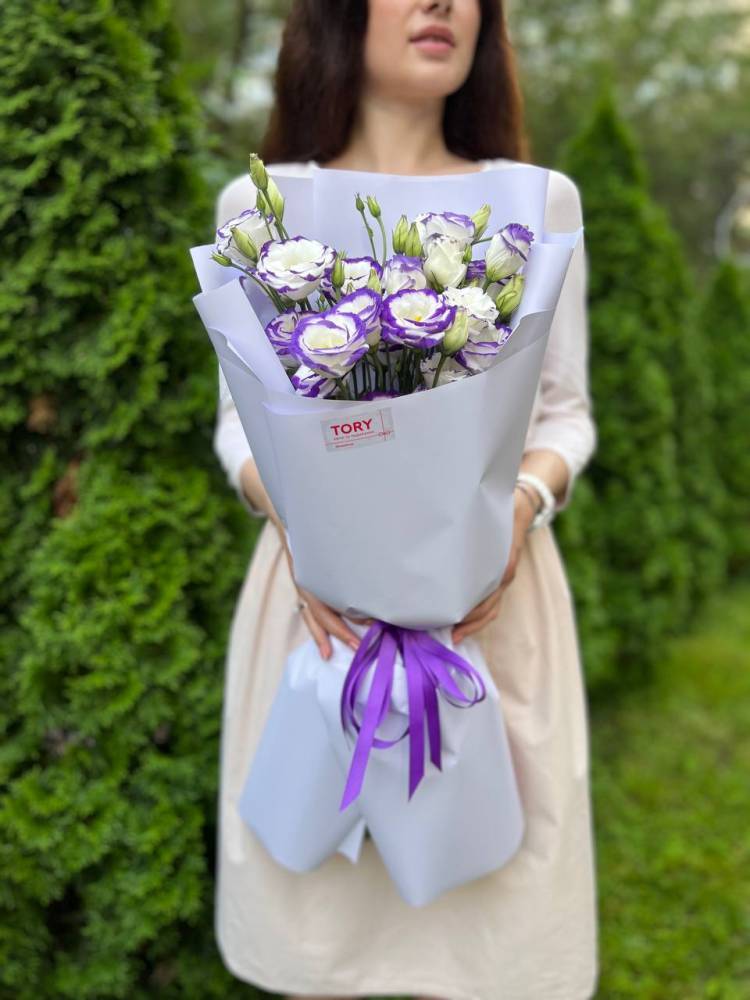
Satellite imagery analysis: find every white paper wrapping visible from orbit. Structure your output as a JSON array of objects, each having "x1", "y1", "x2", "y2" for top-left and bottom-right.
[
  {"x1": 239, "y1": 621, "x2": 524, "y2": 907},
  {"x1": 192, "y1": 163, "x2": 581, "y2": 906}
]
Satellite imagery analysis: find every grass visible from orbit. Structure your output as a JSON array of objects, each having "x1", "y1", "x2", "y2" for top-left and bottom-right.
[{"x1": 590, "y1": 583, "x2": 750, "y2": 998}]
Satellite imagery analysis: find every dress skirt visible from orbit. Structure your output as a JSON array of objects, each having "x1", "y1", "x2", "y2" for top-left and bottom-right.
[{"x1": 214, "y1": 517, "x2": 600, "y2": 1000}]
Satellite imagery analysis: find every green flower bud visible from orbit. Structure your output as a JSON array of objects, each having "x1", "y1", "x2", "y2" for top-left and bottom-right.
[
  {"x1": 211, "y1": 251, "x2": 233, "y2": 267},
  {"x1": 249, "y1": 153, "x2": 269, "y2": 191},
  {"x1": 230, "y1": 226, "x2": 259, "y2": 263},
  {"x1": 331, "y1": 252, "x2": 346, "y2": 290},
  {"x1": 403, "y1": 222, "x2": 423, "y2": 258},
  {"x1": 462, "y1": 243, "x2": 473, "y2": 263},
  {"x1": 366, "y1": 266, "x2": 382, "y2": 293},
  {"x1": 366, "y1": 195, "x2": 381, "y2": 218},
  {"x1": 392, "y1": 214, "x2": 408, "y2": 253},
  {"x1": 355, "y1": 192, "x2": 366, "y2": 213},
  {"x1": 265, "y1": 175, "x2": 285, "y2": 224},
  {"x1": 441, "y1": 308, "x2": 469, "y2": 354},
  {"x1": 471, "y1": 203, "x2": 491, "y2": 240},
  {"x1": 494, "y1": 273, "x2": 525, "y2": 320}
]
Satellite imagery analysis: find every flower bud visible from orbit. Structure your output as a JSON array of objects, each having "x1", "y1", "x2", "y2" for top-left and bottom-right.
[
  {"x1": 462, "y1": 243, "x2": 473, "y2": 264},
  {"x1": 392, "y1": 214, "x2": 409, "y2": 253},
  {"x1": 355, "y1": 192, "x2": 366, "y2": 213},
  {"x1": 366, "y1": 266, "x2": 382, "y2": 293},
  {"x1": 471, "y1": 203, "x2": 491, "y2": 240},
  {"x1": 265, "y1": 175, "x2": 285, "y2": 224},
  {"x1": 403, "y1": 222, "x2": 423, "y2": 258},
  {"x1": 249, "y1": 153, "x2": 269, "y2": 191},
  {"x1": 211, "y1": 251, "x2": 232, "y2": 267},
  {"x1": 441, "y1": 308, "x2": 469, "y2": 354},
  {"x1": 230, "y1": 226, "x2": 259, "y2": 263},
  {"x1": 366, "y1": 195, "x2": 381, "y2": 218},
  {"x1": 331, "y1": 252, "x2": 346, "y2": 290},
  {"x1": 494, "y1": 273, "x2": 525, "y2": 320}
]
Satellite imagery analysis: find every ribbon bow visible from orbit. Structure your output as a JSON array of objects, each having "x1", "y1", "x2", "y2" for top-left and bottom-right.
[{"x1": 338, "y1": 620, "x2": 487, "y2": 811}]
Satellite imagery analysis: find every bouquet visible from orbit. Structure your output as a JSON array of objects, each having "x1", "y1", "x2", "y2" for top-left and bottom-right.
[{"x1": 190, "y1": 155, "x2": 582, "y2": 906}]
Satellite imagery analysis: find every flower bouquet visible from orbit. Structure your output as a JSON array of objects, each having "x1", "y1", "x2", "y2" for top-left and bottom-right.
[{"x1": 190, "y1": 156, "x2": 582, "y2": 905}]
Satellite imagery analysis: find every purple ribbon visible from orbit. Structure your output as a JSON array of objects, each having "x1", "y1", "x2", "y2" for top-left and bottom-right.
[{"x1": 338, "y1": 621, "x2": 487, "y2": 811}]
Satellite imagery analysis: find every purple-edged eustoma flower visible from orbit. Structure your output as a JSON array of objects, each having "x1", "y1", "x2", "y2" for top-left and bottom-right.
[
  {"x1": 256, "y1": 235, "x2": 336, "y2": 301},
  {"x1": 455, "y1": 323, "x2": 514, "y2": 372},
  {"x1": 264, "y1": 310, "x2": 300, "y2": 370},
  {"x1": 291, "y1": 309, "x2": 369, "y2": 377},
  {"x1": 485, "y1": 223, "x2": 534, "y2": 282},
  {"x1": 419, "y1": 352, "x2": 471, "y2": 388},
  {"x1": 381, "y1": 255, "x2": 427, "y2": 296},
  {"x1": 215, "y1": 207, "x2": 270, "y2": 268},
  {"x1": 321, "y1": 256, "x2": 382, "y2": 295},
  {"x1": 465, "y1": 259, "x2": 486, "y2": 284},
  {"x1": 423, "y1": 235, "x2": 468, "y2": 288},
  {"x1": 359, "y1": 389, "x2": 399, "y2": 400},
  {"x1": 415, "y1": 210, "x2": 475, "y2": 250},
  {"x1": 333, "y1": 288, "x2": 382, "y2": 348},
  {"x1": 380, "y1": 288, "x2": 457, "y2": 349},
  {"x1": 291, "y1": 364, "x2": 338, "y2": 398}
]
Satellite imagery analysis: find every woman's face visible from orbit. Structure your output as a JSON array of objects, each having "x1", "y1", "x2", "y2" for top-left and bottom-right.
[{"x1": 363, "y1": 0, "x2": 482, "y2": 102}]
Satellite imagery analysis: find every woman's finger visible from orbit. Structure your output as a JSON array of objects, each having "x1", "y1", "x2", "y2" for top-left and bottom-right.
[
  {"x1": 315, "y1": 603, "x2": 362, "y2": 651},
  {"x1": 454, "y1": 586, "x2": 503, "y2": 626},
  {"x1": 301, "y1": 605, "x2": 333, "y2": 660},
  {"x1": 452, "y1": 605, "x2": 501, "y2": 644}
]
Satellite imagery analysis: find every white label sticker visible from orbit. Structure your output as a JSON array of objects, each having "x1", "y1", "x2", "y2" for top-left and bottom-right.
[{"x1": 321, "y1": 407, "x2": 395, "y2": 451}]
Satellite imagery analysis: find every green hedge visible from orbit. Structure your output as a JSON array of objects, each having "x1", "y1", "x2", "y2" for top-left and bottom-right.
[{"x1": 0, "y1": 1, "x2": 253, "y2": 995}]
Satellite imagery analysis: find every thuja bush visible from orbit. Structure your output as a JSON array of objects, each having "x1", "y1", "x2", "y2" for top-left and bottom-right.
[
  {"x1": 700, "y1": 259, "x2": 750, "y2": 574},
  {"x1": 0, "y1": 1, "x2": 254, "y2": 995},
  {"x1": 554, "y1": 89, "x2": 717, "y2": 679}
]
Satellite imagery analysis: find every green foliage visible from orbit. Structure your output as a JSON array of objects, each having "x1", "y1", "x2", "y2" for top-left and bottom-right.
[
  {"x1": 557, "y1": 86, "x2": 728, "y2": 682},
  {"x1": 0, "y1": 0, "x2": 253, "y2": 995},
  {"x1": 700, "y1": 260, "x2": 750, "y2": 573},
  {"x1": 591, "y1": 583, "x2": 750, "y2": 997}
]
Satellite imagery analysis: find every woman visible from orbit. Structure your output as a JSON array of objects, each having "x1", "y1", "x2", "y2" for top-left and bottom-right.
[{"x1": 212, "y1": 2, "x2": 599, "y2": 998}]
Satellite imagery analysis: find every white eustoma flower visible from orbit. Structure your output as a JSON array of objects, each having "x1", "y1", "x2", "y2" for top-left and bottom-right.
[
  {"x1": 415, "y1": 210, "x2": 475, "y2": 250},
  {"x1": 291, "y1": 364, "x2": 338, "y2": 398},
  {"x1": 256, "y1": 236, "x2": 336, "y2": 301},
  {"x1": 422, "y1": 236, "x2": 467, "y2": 289},
  {"x1": 456, "y1": 323, "x2": 514, "y2": 373},
  {"x1": 419, "y1": 352, "x2": 471, "y2": 388},
  {"x1": 381, "y1": 255, "x2": 427, "y2": 296},
  {"x1": 485, "y1": 223, "x2": 534, "y2": 282},
  {"x1": 290, "y1": 309, "x2": 369, "y2": 377},
  {"x1": 215, "y1": 207, "x2": 270, "y2": 267},
  {"x1": 442, "y1": 285, "x2": 499, "y2": 330}
]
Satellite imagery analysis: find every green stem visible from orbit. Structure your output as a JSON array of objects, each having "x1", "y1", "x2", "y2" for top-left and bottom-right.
[
  {"x1": 336, "y1": 376, "x2": 352, "y2": 400},
  {"x1": 358, "y1": 208, "x2": 378, "y2": 260},
  {"x1": 433, "y1": 351, "x2": 448, "y2": 388},
  {"x1": 375, "y1": 214, "x2": 388, "y2": 267}
]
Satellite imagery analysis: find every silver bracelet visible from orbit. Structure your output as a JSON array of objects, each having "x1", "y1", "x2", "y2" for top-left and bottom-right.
[{"x1": 515, "y1": 471, "x2": 556, "y2": 531}]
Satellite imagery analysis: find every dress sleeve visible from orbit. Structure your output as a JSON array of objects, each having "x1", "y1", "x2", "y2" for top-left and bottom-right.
[
  {"x1": 211, "y1": 175, "x2": 266, "y2": 518},
  {"x1": 523, "y1": 169, "x2": 597, "y2": 512}
]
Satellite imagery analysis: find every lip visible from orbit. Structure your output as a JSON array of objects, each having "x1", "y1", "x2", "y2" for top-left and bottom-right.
[{"x1": 409, "y1": 24, "x2": 456, "y2": 49}]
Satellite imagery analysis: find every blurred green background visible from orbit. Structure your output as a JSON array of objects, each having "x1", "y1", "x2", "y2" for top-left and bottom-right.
[{"x1": 1, "y1": 0, "x2": 748, "y2": 997}]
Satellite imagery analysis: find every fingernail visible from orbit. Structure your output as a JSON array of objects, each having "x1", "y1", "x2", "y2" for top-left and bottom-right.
[{"x1": 349, "y1": 639, "x2": 359, "y2": 651}]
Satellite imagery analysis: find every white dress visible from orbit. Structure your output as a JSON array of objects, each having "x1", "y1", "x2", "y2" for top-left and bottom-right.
[{"x1": 211, "y1": 159, "x2": 600, "y2": 1000}]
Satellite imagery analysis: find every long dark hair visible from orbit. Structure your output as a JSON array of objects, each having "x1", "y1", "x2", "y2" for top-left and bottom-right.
[{"x1": 261, "y1": 0, "x2": 530, "y2": 166}]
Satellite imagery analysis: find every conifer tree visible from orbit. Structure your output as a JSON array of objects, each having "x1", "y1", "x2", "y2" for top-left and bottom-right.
[
  {"x1": 0, "y1": 1, "x2": 253, "y2": 994},
  {"x1": 700, "y1": 259, "x2": 750, "y2": 573},
  {"x1": 555, "y1": 88, "x2": 696, "y2": 676}
]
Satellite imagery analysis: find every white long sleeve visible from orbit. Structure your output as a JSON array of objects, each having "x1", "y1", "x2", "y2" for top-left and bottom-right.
[
  {"x1": 211, "y1": 163, "x2": 596, "y2": 519},
  {"x1": 522, "y1": 169, "x2": 597, "y2": 511}
]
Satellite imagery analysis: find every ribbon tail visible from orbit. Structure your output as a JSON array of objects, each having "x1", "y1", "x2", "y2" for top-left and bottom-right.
[
  {"x1": 403, "y1": 632, "x2": 427, "y2": 800},
  {"x1": 339, "y1": 630, "x2": 397, "y2": 811}
]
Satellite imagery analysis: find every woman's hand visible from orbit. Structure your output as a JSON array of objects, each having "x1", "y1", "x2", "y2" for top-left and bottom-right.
[
  {"x1": 273, "y1": 516, "x2": 374, "y2": 660},
  {"x1": 450, "y1": 485, "x2": 537, "y2": 645}
]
